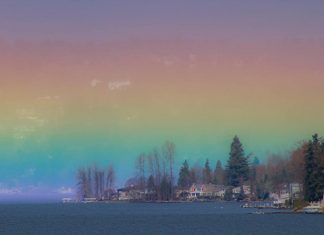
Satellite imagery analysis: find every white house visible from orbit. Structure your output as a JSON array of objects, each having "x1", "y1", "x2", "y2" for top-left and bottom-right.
[
  {"x1": 289, "y1": 183, "x2": 303, "y2": 199},
  {"x1": 189, "y1": 184, "x2": 226, "y2": 199},
  {"x1": 232, "y1": 185, "x2": 251, "y2": 196},
  {"x1": 189, "y1": 184, "x2": 204, "y2": 198}
]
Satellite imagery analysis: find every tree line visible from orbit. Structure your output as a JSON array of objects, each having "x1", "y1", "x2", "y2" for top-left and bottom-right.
[{"x1": 76, "y1": 134, "x2": 324, "y2": 202}]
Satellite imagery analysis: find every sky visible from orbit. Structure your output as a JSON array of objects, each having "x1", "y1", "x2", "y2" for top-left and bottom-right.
[{"x1": 1, "y1": 0, "x2": 324, "y2": 201}]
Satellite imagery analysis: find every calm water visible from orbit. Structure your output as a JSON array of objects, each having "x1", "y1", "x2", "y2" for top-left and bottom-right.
[{"x1": 0, "y1": 202, "x2": 323, "y2": 235}]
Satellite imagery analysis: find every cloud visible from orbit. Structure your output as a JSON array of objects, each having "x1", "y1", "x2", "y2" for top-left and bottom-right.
[
  {"x1": 37, "y1": 96, "x2": 60, "y2": 100},
  {"x1": 157, "y1": 56, "x2": 179, "y2": 67},
  {"x1": 188, "y1": 54, "x2": 197, "y2": 69},
  {"x1": 189, "y1": 54, "x2": 197, "y2": 62},
  {"x1": 126, "y1": 114, "x2": 137, "y2": 121},
  {"x1": 0, "y1": 185, "x2": 21, "y2": 195},
  {"x1": 16, "y1": 108, "x2": 35, "y2": 118},
  {"x1": 13, "y1": 126, "x2": 35, "y2": 140},
  {"x1": 108, "y1": 80, "x2": 131, "y2": 91},
  {"x1": 91, "y1": 79, "x2": 101, "y2": 88},
  {"x1": 13, "y1": 109, "x2": 48, "y2": 140},
  {"x1": 56, "y1": 187, "x2": 74, "y2": 195},
  {"x1": 41, "y1": 96, "x2": 52, "y2": 100},
  {"x1": 22, "y1": 168, "x2": 36, "y2": 178},
  {"x1": 25, "y1": 116, "x2": 47, "y2": 127},
  {"x1": 26, "y1": 116, "x2": 38, "y2": 120}
]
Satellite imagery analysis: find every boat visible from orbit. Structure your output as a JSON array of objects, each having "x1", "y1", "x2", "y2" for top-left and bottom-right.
[
  {"x1": 82, "y1": 198, "x2": 97, "y2": 203},
  {"x1": 62, "y1": 198, "x2": 76, "y2": 203},
  {"x1": 252, "y1": 211, "x2": 265, "y2": 215},
  {"x1": 303, "y1": 205, "x2": 321, "y2": 214}
]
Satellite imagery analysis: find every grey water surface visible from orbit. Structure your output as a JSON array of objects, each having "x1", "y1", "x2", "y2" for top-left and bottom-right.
[{"x1": 0, "y1": 202, "x2": 323, "y2": 235}]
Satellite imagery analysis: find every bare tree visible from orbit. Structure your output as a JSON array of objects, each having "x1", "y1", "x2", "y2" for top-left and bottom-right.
[
  {"x1": 106, "y1": 164, "x2": 116, "y2": 199},
  {"x1": 147, "y1": 152, "x2": 155, "y2": 181},
  {"x1": 76, "y1": 168, "x2": 87, "y2": 201},
  {"x1": 162, "y1": 141, "x2": 176, "y2": 199},
  {"x1": 99, "y1": 170, "x2": 105, "y2": 200},
  {"x1": 153, "y1": 148, "x2": 162, "y2": 199},
  {"x1": 136, "y1": 153, "x2": 146, "y2": 190},
  {"x1": 287, "y1": 142, "x2": 307, "y2": 183},
  {"x1": 87, "y1": 167, "x2": 93, "y2": 198},
  {"x1": 94, "y1": 166, "x2": 100, "y2": 199}
]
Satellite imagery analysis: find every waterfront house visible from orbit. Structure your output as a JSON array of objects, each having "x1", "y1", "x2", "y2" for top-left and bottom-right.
[
  {"x1": 289, "y1": 183, "x2": 303, "y2": 199},
  {"x1": 189, "y1": 183, "x2": 225, "y2": 199},
  {"x1": 189, "y1": 184, "x2": 204, "y2": 198},
  {"x1": 269, "y1": 183, "x2": 302, "y2": 203},
  {"x1": 104, "y1": 188, "x2": 118, "y2": 200},
  {"x1": 117, "y1": 188, "x2": 131, "y2": 200},
  {"x1": 277, "y1": 192, "x2": 290, "y2": 201},
  {"x1": 232, "y1": 185, "x2": 251, "y2": 196},
  {"x1": 214, "y1": 185, "x2": 226, "y2": 199},
  {"x1": 118, "y1": 186, "x2": 146, "y2": 201},
  {"x1": 232, "y1": 186, "x2": 241, "y2": 195},
  {"x1": 201, "y1": 184, "x2": 218, "y2": 197}
]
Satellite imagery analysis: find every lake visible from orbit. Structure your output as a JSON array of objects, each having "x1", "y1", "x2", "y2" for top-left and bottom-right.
[{"x1": 0, "y1": 202, "x2": 323, "y2": 235}]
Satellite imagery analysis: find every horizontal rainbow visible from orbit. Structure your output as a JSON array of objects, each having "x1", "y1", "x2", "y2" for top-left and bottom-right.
[{"x1": 0, "y1": 39, "x2": 323, "y2": 191}]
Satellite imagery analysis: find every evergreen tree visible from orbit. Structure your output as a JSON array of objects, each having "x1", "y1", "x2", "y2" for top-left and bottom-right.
[
  {"x1": 213, "y1": 160, "x2": 224, "y2": 185},
  {"x1": 304, "y1": 134, "x2": 324, "y2": 201},
  {"x1": 314, "y1": 136, "x2": 324, "y2": 201},
  {"x1": 202, "y1": 159, "x2": 212, "y2": 184},
  {"x1": 304, "y1": 139, "x2": 316, "y2": 201},
  {"x1": 226, "y1": 136, "x2": 249, "y2": 187},
  {"x1": 178, "y1": 160, "x2": 191, "y2": 189},
  {"x1": 319, "y1": 141, "x2": 324, "y2": 201}
]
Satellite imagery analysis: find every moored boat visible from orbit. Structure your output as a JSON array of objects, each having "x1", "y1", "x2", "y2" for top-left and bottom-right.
[{"x1": 303, "y1": 205, "x2": 321, "y2": 214}]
